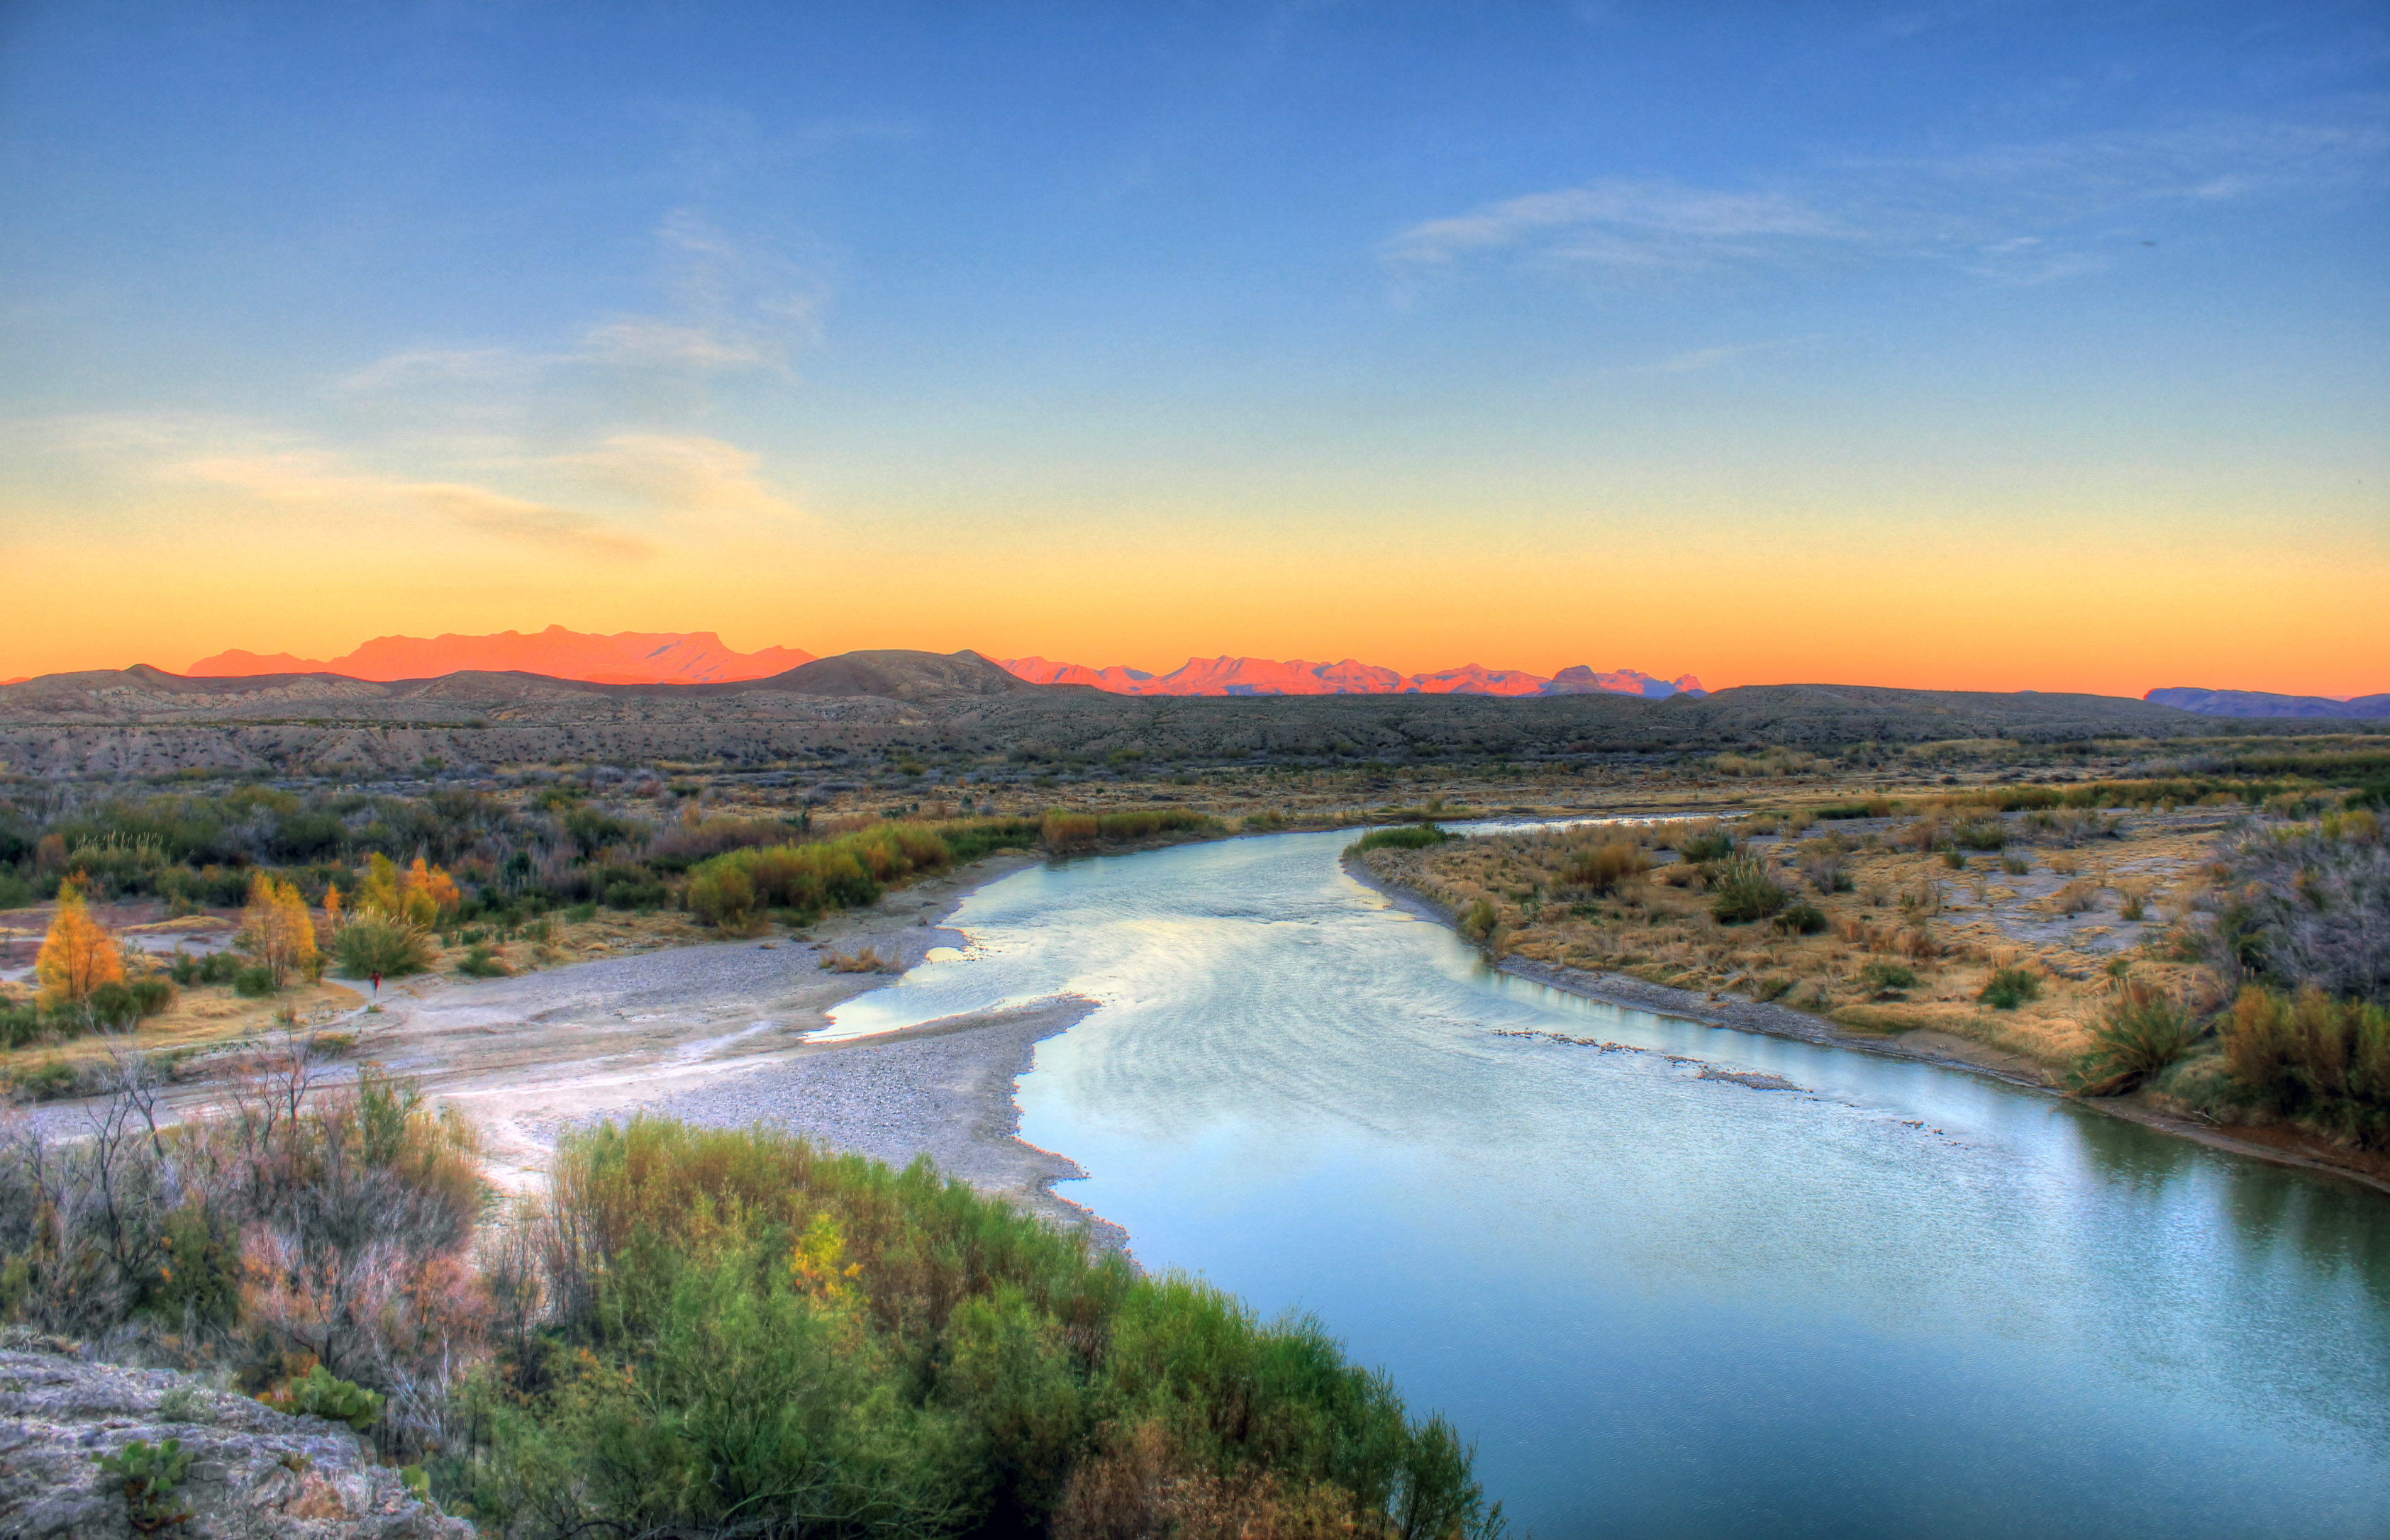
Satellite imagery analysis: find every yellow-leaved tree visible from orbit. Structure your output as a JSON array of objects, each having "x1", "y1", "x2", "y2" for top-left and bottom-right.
[
  {"x1": 358, "y1": 854, "x2": 403, "y2": 920},
  {"x1": 36, "y1": 877, "x2": 123, "y2": 1008},
  {"x1": 401, "y1": 857, "x2": 461, "y2": 927},
  {"x1": 242, "y1": 873, "x2": 319, "y2": 990}
]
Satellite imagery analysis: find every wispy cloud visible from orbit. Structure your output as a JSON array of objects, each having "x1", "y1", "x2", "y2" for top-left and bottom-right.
[
  {"x1": 560, "y1": 433, "x2": 802, "y2": 528},
  {"x1": 179, "y1": 449, "x2": 651, "y2": 555},
  {"x1": 1384, "y1": 106, "x2": 2388, "y2": 293},
  {"x1": 1658, "y1": 334, "x2": 1829, "y2": 372},
  {"x1": 340, "y1": 208, "x2": 823, "y2": 403},
  {"x1": 1386, "y1": 178, "x2": 1843, "y2": 272}
]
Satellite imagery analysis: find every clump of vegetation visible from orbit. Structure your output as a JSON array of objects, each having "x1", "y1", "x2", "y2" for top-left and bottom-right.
[
  {"x1": 1460, "y1": 897, "x2": 1500, "y2": 944},
  {"x1": 2073, "y1": 982, "x2": 2205, "y2": 1096},
  {"x1": 1859, "y1": 961, "x2": 1917, "y2": 994},
  {"x1": 455, "y1": 944, "x2": 511, "y2": 978},
  {"x1": 820, "y1": 945, "x2": 897, "y2": 974},
  {"x1": 2216, "y1": 986, "x2": 2390, "y2": 1146},
  {"x1": 446, "y1": 1120, "x2": 1501, "y2": 1540},
  {"x1": 2209, "y1": 813, "x2": 2389, "y2": 1000},
  {"x1": 334, "y1": 920, "x2": 436, "y2": 980},
  {"x1": 1708, "y1": 856, "x2": 1788, "y2": 924},
  {"x1": 262, "y1": 1364, "x2": 384, "y2": 1432},
  {"x1": 1667, "y1": 822, "x2": 1736, "y2": 864},
  {"x1": 1558, "y1": 840, "x2": 1649, "y2": 895},
  {"x1": 1951, "y1": 818, "x2": 2008, "y2": 851},
  {"x1": 1349, "y1": 822, "x2": 1451, "y2": 854},
  {"x1": 1774, "y1": 902, "x2": 1828, "y2": 936},
  {"x1": 95, "y1": 1437, "x2": 193, "y2": 1531},
  {"x1": 1978, "y1": 967, "x2": 2043, "y2": 1010}
]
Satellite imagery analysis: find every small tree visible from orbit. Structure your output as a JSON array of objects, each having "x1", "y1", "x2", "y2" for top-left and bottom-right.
[
  {"x1": 36, "y1": 877, "x2": 124, "y2": 1008},
  {"x1": 242, "y1": 874, "x2": 318, "y2": 990}
]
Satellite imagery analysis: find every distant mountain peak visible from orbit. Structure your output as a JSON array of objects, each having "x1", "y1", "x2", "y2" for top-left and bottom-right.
[
  {"x1": 186, "y1": 627, "x2": 816, "y2": 686},
  {"x1": 991, "y1": 654, "x2": 1705, "y2": 698},
  {"x1": 2145, "y1": 686, "x2": 2389, "y2": 719}
]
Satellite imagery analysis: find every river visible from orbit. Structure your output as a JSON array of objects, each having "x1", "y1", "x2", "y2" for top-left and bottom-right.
[{"x1": 826, "y1": 827, "x2": 2390, "y2": 1539}]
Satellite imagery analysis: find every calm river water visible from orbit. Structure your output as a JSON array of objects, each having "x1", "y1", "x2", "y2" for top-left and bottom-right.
[{"x1": 828, "y1": 829, "x2": 2390, "y2": 1539}]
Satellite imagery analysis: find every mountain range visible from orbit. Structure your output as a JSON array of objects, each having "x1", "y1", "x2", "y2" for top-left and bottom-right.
[
  {"x1": 2145, "y1": 687, "x2": 2390, "y2": 719},
  {"x1": 993, "y1": 656, "x2": 1704, "y2": 698},
  {"x1": 167, "y1": 627, "x2": 1705, "y2": 699},
  {"x1": 185, "y1": 626, "x2": 817, "y2": 686}
]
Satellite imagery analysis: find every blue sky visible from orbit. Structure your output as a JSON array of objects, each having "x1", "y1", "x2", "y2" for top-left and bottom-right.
[{"x1": 2, "y1": 1, "x2": 2384, "y2": 690}]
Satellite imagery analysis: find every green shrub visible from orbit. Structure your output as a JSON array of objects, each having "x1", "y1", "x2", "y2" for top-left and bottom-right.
[
  {"x1": 0, "y1": 871, "x2": 32, "y2": 909},
  {"x1": 1951, "y1": 819, "x2": 2008, "y2": 851},
  {"x1": 1774, "y1": 902, "x2": 1828, "y2": 935},
  {"x1": 1675, "y1": 828, "x2": 1736, "y2": 863},
  {"x1": 1560, "y1": 841, "x2": 1650, "y2": 895},
  {"x1": 334, "y1": 919, "x2": 435, "y2": 979},
  {"x1": 231, "y1": 964, "x2": 277, "y2": 998},
  {"x1": 2000, "y1": 854, "x2": 2030, "y2": 876},
  {"x1": 1459, "y1": 898, "x2": 1500, "y2": 944},
  {"x1": 1348, "y1": 822, "x2": 1450, "y2": 854},
  {"x1": 1708, "y1": 856, "x2": 1788, "y2": 924},
  {"x1": 565, "y1": 903, "x2": 598, "y2": 923},
  {"x1": 457, "y1": 944, "x2": 511, "y2": 978},
  {"x1": 1860, "y1": 961, "x2": 1916, "y2": 993},
  {"x1": 263, "y1": 1364, "x2": 384, "y2": 1432},
  {"x1": 2218, "y1": 986, "x2": 2390, "y2": 1146},
  {"x1": 0, "y1": 1003, "x2": 41, "y2": 1050},
  {"x1": 2072, "y1": 983, "x2": 2206, "y2": 1097},
  {"x1": 1941, "y1": 850, "x2": 1968, "y2": 870},
  {"x1": 1978, "y1": 967, "x2": 2042, "y2": 1010},
  {"x1": 94, "y1": 1438, "x2": 193, "y2": 1531},
  {"x1": 452, "y1": 1122, "x2": 1499, "y2": 1540}
]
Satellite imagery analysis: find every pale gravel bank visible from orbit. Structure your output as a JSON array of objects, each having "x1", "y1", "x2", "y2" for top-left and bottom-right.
[{"x1": 639, "y1": 996, "x2": 1129, "y2": 1253}]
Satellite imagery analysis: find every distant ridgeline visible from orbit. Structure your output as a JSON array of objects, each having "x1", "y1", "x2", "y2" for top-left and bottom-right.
[
  {"x1": 995, "y1": 655, "x2": 1708, "y2": 698},
  {"x1": 2146, "y1": 687, "x2": 2390, "y2": 720},
  {"x1": 173, "y1": 627, "x2": 1705, "y2": 699}
]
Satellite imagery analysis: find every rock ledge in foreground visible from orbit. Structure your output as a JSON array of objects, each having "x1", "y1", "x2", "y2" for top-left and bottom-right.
[{"x1": 0, "y1": 1346, "x2": 467, "y2": 1540}]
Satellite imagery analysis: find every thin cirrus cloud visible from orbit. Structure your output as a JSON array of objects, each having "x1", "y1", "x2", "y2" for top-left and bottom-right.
[
  {"x1": 1386, "y1": 110, "x2": 2387, "y2": 290},
  {"x1": 178, "y1": 450, "x2": 654, "y2": 556},
  {"x1": 338, "y1": 208, "x2": 816, "y2": 396},
  {"x1": 1383, "y1": 179, "x2": 1844, "y2": 272},
  {"x1": 562, "y1": 433, "x2": 803, "y2": 528}
]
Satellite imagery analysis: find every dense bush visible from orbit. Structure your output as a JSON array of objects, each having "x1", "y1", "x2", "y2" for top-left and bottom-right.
[
  {"x1": 333, "y1": 920, "x2": 437, "y2": 980},
  {"x1": 449, "y1": 1122, "x2": 1501, "y2": 1540},
  {"x1": 1708, "y1": 856, "x2": 1789, "y2": 924},
  {"x1": 1350, "y1": 823, "x2": 1451, "y2": 854},
  {"x1": 2217, "y1": 986, "x2": 2390, "y2": 1147},
  {"x1": 0, "y1": 1053, "x2": 486, "y2": 1447},
  {"x1": 1977, "y1": 967, "x2": 2042, "y2": 1010},
  {"x1": 1560, "y1": 840, "x2": 1648, "y2": 894},
  {"x1": 2073, "y1": 983, "x2": 2205, "y2": 1096},
  {"x1": 2208, "y1": 815, "x2": 2389, "y2": 1001},
  {"x1": 1951, "y1": 818, "x2": 2008, "y2": 851}
]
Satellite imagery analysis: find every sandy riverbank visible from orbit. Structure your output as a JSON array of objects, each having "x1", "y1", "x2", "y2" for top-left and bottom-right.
[
  {"x1": 1343, "y1": 852, "x2": 2390, "y2": 1198},
  {"x1": 20, "y1": 848, "x2": 1136, "y2": 1242}
]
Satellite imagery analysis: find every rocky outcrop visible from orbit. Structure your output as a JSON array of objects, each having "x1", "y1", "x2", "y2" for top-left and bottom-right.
[{"x1": 0, "y1": 1346, "x2": 467, "y2": 1540}]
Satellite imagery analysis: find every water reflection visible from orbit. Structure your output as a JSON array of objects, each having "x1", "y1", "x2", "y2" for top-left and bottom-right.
[{"x1": 833, "y1": 829, "x2": 2390, "y2": 1539}]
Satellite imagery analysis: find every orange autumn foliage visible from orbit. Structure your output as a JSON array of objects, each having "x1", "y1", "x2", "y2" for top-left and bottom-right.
[{"x1": 35, "y1": 878, "x2": 124, "y2": 1007}]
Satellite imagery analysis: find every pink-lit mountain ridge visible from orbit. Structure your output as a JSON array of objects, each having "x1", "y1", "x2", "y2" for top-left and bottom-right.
[
  {"x1": 173, "y1": 627, "x2": 1701, "y2": 698},
  {"x1": 996, "y1": 656, "x2": 1706, "y2": 698},
  {"x1": 188, "y1": 626, "x2": 816, "y2": 686}
]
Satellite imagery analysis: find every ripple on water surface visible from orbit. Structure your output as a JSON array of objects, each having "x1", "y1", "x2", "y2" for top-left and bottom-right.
[{"x1": 829, "y1": 829, "x2": 2390, "y2": 1540}]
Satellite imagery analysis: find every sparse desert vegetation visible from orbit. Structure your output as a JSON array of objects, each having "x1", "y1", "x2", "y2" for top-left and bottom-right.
[
  {"x1": 0, "y1": 1039, "x2": 1501, "y2": 1539},
  {"x1": 1354, "y1": 774, "x2": 2390, "y2": 1179}
]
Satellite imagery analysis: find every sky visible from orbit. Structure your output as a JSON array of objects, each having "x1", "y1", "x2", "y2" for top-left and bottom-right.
[{"x1": 1, "y1": 1, "x2": 2384, "y2": 696}]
